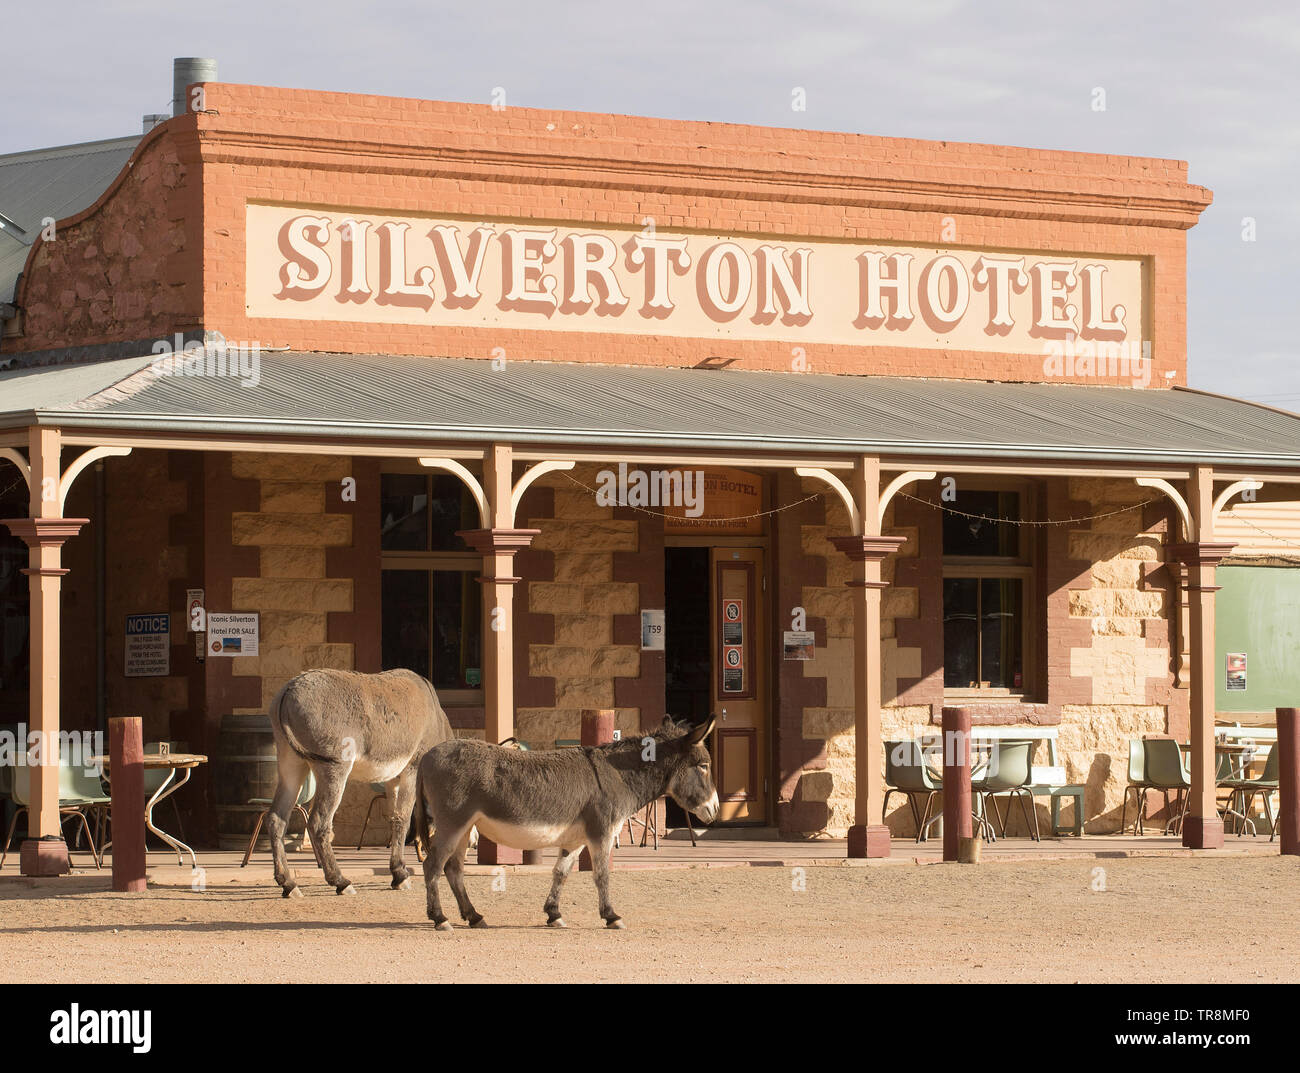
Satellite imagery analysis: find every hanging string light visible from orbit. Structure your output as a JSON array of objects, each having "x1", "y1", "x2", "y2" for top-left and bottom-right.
[{"x1": 897, "y1": 491, "x2": 1159, "y2": 527}]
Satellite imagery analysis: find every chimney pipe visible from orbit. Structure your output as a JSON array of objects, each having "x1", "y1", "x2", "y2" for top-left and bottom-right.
[{"x1": 172, "y1": 57, "x2": 218, "y2": 117}]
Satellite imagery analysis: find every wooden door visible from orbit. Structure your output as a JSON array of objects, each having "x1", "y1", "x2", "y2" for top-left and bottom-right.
[{"x1": 710, "y1": 547, "x2": 766, "y2": 822}]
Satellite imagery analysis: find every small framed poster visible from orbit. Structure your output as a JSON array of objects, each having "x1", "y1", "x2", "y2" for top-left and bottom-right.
[{"x1": 1226, "y1": 652, "x2": 1247, "y2": 691}]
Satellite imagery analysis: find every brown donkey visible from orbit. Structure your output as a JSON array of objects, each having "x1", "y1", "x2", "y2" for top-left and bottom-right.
[{"x1": 415, "y1": 715, "x2": 719, "y2": 930}]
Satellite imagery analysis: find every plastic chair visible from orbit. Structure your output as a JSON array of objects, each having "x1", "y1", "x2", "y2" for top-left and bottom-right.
[
  {"x1": 242, "y1": 770, "x2": 320, "y2": 867},
  {"x1": 972, "y1": 740, "x2": 1040, "y2": 841},
  {"x1": 1142, "y1": 738, "x2": 1190, "y2": 834},
  {"x1": 883, "y1": 739, "x2": 944, "y2": 843},
  {"x1": 1119, "y1": 739, "x2": 1153, "y2": 835},
  {"x1": 1219, "y1": 745, "x2": 1280, "y2": 839},
  {"x1": 1, "y1": 764, "x2": 104, "y2": 869}
]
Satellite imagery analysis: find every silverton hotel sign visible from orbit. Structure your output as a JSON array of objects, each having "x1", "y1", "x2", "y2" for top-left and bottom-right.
[{"x1": 246, "y1": 204, "x2": 1145, "y2": 354}]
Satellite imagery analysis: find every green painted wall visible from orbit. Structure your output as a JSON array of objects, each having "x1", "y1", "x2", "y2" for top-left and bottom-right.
[{"x1": 1215, "y1": 564, "x2": 1300, "y2": 712}]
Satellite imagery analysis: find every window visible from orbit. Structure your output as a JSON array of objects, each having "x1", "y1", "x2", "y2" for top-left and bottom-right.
[
  {"x1": 380, "y1": 471, "x2": 482, "y2": 700},
  {"x1": 941, "y1": 486, "x2": 1034, "y2": 694}
]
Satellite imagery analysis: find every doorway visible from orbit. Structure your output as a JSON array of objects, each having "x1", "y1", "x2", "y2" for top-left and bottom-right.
[{"x1": 664, "y1": 544, "x2": 768, "y2": 825}]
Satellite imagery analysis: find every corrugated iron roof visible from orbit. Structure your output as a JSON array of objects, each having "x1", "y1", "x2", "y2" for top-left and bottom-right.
[
  {"x1": 3, "y1": 351, "x2": 1300, "y2": 467},
  {"x1": 0, "y1": 136, "x2": 140, "y2": 303}
]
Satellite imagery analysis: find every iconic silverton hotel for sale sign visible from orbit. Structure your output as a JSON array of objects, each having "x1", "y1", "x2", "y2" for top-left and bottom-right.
[{"x1": 246, "y1": 203, "x2": 1146, "y2": 354}]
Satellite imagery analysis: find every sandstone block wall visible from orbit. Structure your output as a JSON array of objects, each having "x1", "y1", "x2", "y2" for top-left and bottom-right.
[
  {"x1": 784, "y1": 473, "x2": 1181, "y2": 838},
  {"x1": 516, "y1": 464, "x2": 642, "y2": 747}
]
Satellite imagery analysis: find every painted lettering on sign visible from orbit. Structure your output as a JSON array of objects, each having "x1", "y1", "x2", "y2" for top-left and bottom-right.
[{"x1": 246, "y1": 205, "x2": 1144, "y2": 356}]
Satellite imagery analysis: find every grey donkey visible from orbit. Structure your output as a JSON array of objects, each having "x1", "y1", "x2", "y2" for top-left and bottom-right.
[
  {"x1": 267, "y1": 668, "x2": 453, "y2": 897},
  {"x1": 414, "y1": 714, "x2": 719, "y2": 930}
]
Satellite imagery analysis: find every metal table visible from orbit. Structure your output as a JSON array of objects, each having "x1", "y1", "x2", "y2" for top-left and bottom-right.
[{"x1": 93, "y1": 753, "x2": 207, "y2": 868}]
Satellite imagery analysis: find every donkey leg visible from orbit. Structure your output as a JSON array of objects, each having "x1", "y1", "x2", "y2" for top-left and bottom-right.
[
  {"x1": 267, "y1": 754, "x2": 309, "y2": 898},
  {"x1": 307, "y1": 761, "x2": 356, "y2": 894},
  {"x1": 586, "y1": 832, "x2": 624, "y2": 929},
  {"x1": 424, "y1": 826, "x2": 469, "y2": 931},
  {"x1": 387, "y1": 768, "x2": 418, "y2": 890},
  {"x1": 442, "y1": 830, "x2": 483, "y2": 926},
  {"x1": 543, "y1": 845, "x2": 581, "y2": 928}
]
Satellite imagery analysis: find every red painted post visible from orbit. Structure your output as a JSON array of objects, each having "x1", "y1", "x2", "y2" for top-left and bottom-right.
[
  {"x1": 1277, "y1": 708, "x2": 1300, "y2": 856},
  {"x1": 579, "y1": 709, "x2": 617, "y2": 872},
  {"x1": 109, "y1": 717, "x2": 146, "y2": 893},
  {"x1": 941, "y1": 706, "x2": 972, "y2": 863}
]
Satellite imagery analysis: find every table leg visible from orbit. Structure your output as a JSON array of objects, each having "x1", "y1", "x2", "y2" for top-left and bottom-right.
[{"x1": 145, "y1": 768, "x2": 199, "y2": 868}]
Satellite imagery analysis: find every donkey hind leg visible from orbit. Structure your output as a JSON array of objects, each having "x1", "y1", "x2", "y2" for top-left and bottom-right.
[
  {"x1": 442, "y1": 829, "x2": 483, "y2": 927},
  {"x1": 425, "y1": 822, "x2": 473, "y2": 931},
  {"x1": 586, "y1": 831, "x2": 624, "y2": 929},
  {"x1": 308, "y1": 760, "x2": 357, "y2": 894},
  {"x1": 386, "y1": 768, "x2": 419, "y2": 890},
  {"x1": 267, "y1": 753, "x2": 310, "y2": 898},
  {"x1": 543, "y1": 845, "x2": 582, "y2": 928}
]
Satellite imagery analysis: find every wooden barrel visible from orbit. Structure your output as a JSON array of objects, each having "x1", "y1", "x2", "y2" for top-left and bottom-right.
[{"x1": 212, "y1": 713, "x2": 304, "y2": 852}]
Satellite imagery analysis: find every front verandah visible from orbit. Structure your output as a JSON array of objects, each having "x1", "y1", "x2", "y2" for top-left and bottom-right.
[{"x1": 0, "y1": 422, "x2": 1287, "y2": 873}]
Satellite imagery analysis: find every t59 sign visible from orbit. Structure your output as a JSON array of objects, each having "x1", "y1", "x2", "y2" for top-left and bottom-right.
[{"x1": 246, "y1": 203, "x2": 1145, "y2": 355}]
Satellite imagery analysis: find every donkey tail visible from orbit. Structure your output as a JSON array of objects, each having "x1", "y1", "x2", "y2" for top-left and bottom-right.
[
  {"x1": 412, "y1": 771, "x2": 433, "y2": 859},
  {"x1": 268, "y1": 677, "x2": 333, "y2": 764}
]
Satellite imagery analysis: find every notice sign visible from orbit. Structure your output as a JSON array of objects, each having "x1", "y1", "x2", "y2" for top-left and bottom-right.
[
  {"x1": 722, "y1": 599, "x2": 744, "y2": 645},
  {"x1": 207, "y1": 613, "x2": 259, "y2": 657},
  {"x1": 125, "y1": 613, "x2": 171, "y2": 678},
  {"x1": 784, "y1": 631, "x2": 815, "y2": 661},
  {"x1": 641, "y1": 609, "x2": 665, "y2": 651},
  {"x1": 1226, "y1": 652, "x2": 1247, "y2": 691},
  {"x1": 186, "y1": 588, "x2": 205, "y2": 632},
  {"x1": 722, "y1": 644, "x2": 744, "y2": 693}
]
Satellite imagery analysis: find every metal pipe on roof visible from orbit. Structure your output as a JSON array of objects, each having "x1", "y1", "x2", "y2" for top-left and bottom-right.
[{"x1": 172, "y1": 58, "x2": 217, "y2": 117}]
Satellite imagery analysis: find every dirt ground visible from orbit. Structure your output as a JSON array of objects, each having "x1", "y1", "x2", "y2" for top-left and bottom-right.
[{"x1": 1, "y1": 856, "x2": 1296, "y2": 983}]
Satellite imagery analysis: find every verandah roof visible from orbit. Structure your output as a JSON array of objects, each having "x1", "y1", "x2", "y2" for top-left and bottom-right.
[{"x1": 3, "y1": 351, "x2": 1300, "y2": 467}]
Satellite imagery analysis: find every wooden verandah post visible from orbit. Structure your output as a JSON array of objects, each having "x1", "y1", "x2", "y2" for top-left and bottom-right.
[
  {"x1": 828, "y1": 456, "x2": 906, "y2": 858},
  {"x1": 454, "y1": 442, "x2": 539, "y2": 866},
  {"x1": 1, "y1": 427, "x2": 86, "y2": 875}
]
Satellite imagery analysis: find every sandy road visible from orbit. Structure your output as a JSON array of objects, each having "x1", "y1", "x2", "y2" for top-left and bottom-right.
[{"x1": 1, "y1": 856, "x2": 1296, "y2": 983}]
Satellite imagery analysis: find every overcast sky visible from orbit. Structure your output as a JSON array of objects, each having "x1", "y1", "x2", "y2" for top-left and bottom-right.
[{"x1": 3, "y1": 1, "x2": 1296, "y2": 405}]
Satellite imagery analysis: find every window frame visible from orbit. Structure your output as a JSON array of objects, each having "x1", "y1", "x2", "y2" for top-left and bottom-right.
[
  {"x1": 379, "y1": 466, "x2": 484, "y2": 706},
  {"x1": 940, "y1": 478, "x2": 1038, "y2": 699}
]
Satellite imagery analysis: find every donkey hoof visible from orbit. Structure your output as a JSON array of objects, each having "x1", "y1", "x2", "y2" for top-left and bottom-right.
[
  {"x1": 434, "y1": 919, "x2": 453, "y2": 932},
  {"x1": 392, "y1": 876, "x2": 412, "y2": 891},
  {"x1": 468, "y1": 913, "x2": 488, "y2": 929},
  {"x1": 605, "y1": 917, "x2": 625, "y2": 930},
  {"x1": 282, "y1": 886, "x2": 303, "y2": 900},
  {"x1": 546, "y1": 917, "x2": 567, "y2": 929},
  {"x1": 337, "y1": 883, "x2": 357, "y2": 896}
]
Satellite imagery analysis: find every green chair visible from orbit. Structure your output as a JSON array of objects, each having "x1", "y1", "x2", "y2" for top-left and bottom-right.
[
  {"x1": 882, "y1": 739, "x2": 944, "y2": 843},
  {"x1": 242, "y1": 770, "x2": 319, "y2": 867},
  {"x1": 1219, "y1": 745, "x2": 1280, "y2": 839},
  {"x1": 1, "y1": 763, "x2": 104, "y2": 869},
  {"x1": 1142, "y1": 738, "x2": 1190, "y2": 835},
  {"x1": 972, "y1": 740, "x2": 1040, "y2": 841},
  {"x1": 1119, "y1": 739, "x2": 1153, "y2": 835}
]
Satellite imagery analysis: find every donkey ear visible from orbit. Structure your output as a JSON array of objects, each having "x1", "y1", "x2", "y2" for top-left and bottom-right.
[{"x1": 685, "y1": 715, "x2": 717, "y2": 745}]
